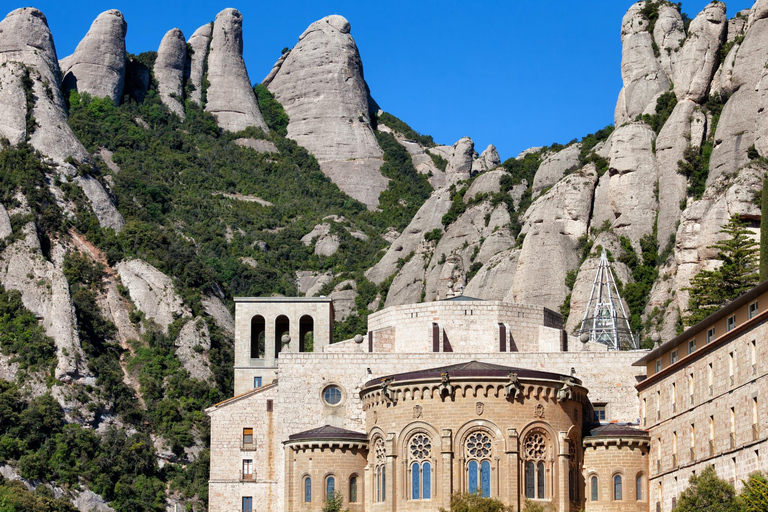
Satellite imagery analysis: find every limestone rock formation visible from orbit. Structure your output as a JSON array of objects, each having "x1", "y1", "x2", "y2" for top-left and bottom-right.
[
  {"x1": 155, "y1": 28, "x2": 187, "y2": 119},
  {"x1": 61, "y1": 10, "x2": 127, "y2": 105},
  {"x1": 296, "y1": 271, "x2": 333, "y2": 297},
  {"x1": 301, "y1": 223, "x2": 340, "y2": 257},
  {"x1": 614, "y1": 3, "x2": 671, "y2": 125},
  {"x1": 264, "y1": 15, "x2": 386, "y2": 209},
  {"x1": 472, "y1": 144, "x2": 501, "y2": 173},
  {"x1": 329, "y1": 280, "x2": 357, "y2": 321},
  {"x1": 366, "y1": 187, "x2": 452, "y2": 285},
  {"x1": 465, "y1": 169, "x2": 505, "y2": 201},
  {"x1": 185, "y1": 23, "x2": 212, "y2": 106},
  {"x1": 0, "y1": 204, "x2": 11, "y2": 240},
  {"x1": 175, "y1": 318, "x2": 213, "y2": 381},
  {"x1": 592, "y1": 123, "x2": 658, "y2": 251},
  {"x1": 672, "y1": 2, "x2": 726, "y2": 102},
  {"x1": 116, "y1": 259, "x2": 189, "y2": 332},
  {"x1": 446, "y1": 137, "x2": 474, "y2": 185},
  {"x1": 205, "y1": 9, "x2": 268, "y2": 133},
  {"x1": 652, "y1": 4, "x2": 685, "y2": 79},
  {"x1": 75, "y1": 174, "x2": 125, "y2": 232},
  {"x1": 510, "y1": 170, "x2": 596, "y2": 311},
  {"x1": 464, "y1": 249, "x2": 520, "y2": 300},
  {"x1": 0, "y1": 224, "x2": 86, "y2": 380},
  {"x1": 234, "y1": 138, "x2": 278, "y2": 153},
  {"x1": 709, "y1": 2, "x2": 768, "y2": 184},
  {"x1": 201, "y1": 295, "x2": 234, "y2": 335},
  {"x1": 531, "y1": 143, "x2": 581, "y2": 197}
]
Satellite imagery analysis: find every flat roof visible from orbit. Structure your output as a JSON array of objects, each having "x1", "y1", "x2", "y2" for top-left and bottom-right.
[
  {"x1": 634, "y1": 278, "x2": 768, "y2": 366},
  {"x1": 234, "y1": 296, "x2": 333, "y2": 303}
]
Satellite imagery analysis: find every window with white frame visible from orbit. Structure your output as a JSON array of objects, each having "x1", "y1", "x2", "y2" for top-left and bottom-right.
[
  {"x1": 727, "y1": 315, "x2": 736, "y2": 332},
  {"x1": 707, "y1": 328, "x2": 715, "y2": 344},
  {"x1": 688, "y1": 339, "x2": 696, "y2": 354},
  {"x1": 671, "y1": 350, "x2": 678, "y2": 365},
  {"x1": 749, "y1": 301, "x2": 758, "y2": 319}
]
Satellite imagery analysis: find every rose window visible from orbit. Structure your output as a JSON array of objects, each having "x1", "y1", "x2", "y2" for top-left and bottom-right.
[
  {"x1": 524, "y1": 432, "x2": 546, "y2": 460},
  {"x1": 466, "y1": 432, "x2": 492, "y2": 459},
  {"x1": 409, "y1": 434, "x2": 432, "y2": 461},
  {"x1": 375, "y1": 438, "x2": 386, "y2": 463}
]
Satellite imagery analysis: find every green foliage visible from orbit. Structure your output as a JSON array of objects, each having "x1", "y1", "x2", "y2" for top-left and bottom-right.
[
  {"x1": 672, "y1": 465, "x2": 740, "y2": 512},
  {"x1": 424, "y1": 228, "x2": 443, "y2": 243},
  {"x1": 719, "y1": 35, "x2": 744, "y2": 63},
  {"x1": 442, "y1": 187, "x2": 467, "y2": 227},
  {"x1": 0, "y1": 477, "x2": 79, "y2": 511},
  {"x1": 439, "y1": 492, "x2": 513, "y2": 512},
  {"x1": 639, "y1": 1, "x2": 663, "y2": 34},
  {"x1": 429, "y1": 151, "x2": 449, "y2": 172},
  {"x1": 0, "y1": 284, "x2": 56, "y2": 372},
  {"x1": 373, "y1": 131, "x2": 433, "y2": 232},
  {"x1": 685, "y1": 216, "x2": 759, "y2": 326},
  {"x1": 638, "y1": 91, "x2": 677, "y2": 133},
  {"x1": 375, "y1": 112, "x2": 435, "y2": 147},
  {"x1": 522, "y1": 499, "x2": 555, "y2": 512},
  {"x1": 321, "y1": 491, "x2": 348, "y2": 512},
  {"x1": 253, "y1": 84, "x2": 289, "y2": 136},
  {"x1": 740, "y1": 472, "x2": 768, "y2": 512},
  {"x1": 619, "y1": 234, "x2": 659, "y2": 345},
  {"x1": 677, "y1": 144, "x2": 710, "y2": 200}
]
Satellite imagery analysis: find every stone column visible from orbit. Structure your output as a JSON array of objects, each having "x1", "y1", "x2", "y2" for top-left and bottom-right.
[
  {"x1": 289, "y1": 314, "x2": 300, "y2": 353},
  {"x1": 385, "y1": 432, "x2": 397, "y2": 512},
  {"x1": 506, "y1": 428, "x2": 520, "y2": 511},
  {"x1": 441, "y1": 429, "x2": 453, "y2": 509},
  {"x1": 265, "y1": 314, "x2": 275, "y2": 365},
  {"x1": 557, "y1": 432, "x2": 569, "y2": 512}
]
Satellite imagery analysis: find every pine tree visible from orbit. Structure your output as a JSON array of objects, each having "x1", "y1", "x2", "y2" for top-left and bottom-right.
[{"x1": 685, "y1": 216, "x2": 759, "y2": 326}]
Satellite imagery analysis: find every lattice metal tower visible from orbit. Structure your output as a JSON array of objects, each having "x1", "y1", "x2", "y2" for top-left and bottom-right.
[{"x1": 577, "y1": 249, "x2": 637, "y2": 350}]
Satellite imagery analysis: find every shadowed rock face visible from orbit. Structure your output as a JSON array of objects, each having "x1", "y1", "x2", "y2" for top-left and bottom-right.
[
  {"x1": 155, "y1": 28, "x2": 186, "y2": 119},
  {"x1": 204, "y1": 8, "x2": 267, "y2": 133},
  {"x1": 185, "y1": 23, "x2": 212, "y2": 106},
  {"x1": 264, "y1": 15, "x2": 386, "y2": 209},
  {"x1": 672, "y1": 2, "x2": 726, "y2": 102},
  {"x1": 61, "y1": 9, "x2": 127, "y2": 104}
]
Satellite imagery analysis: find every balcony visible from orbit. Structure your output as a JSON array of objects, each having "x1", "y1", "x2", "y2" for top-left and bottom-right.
[
  {"x1": 240, "y1": 471, "x2": 255, "y2": 482},
  {"x1": 753, "y1": 424, "x2": 759, "y2": 441},
  {"x1": 730, "y1": 433, "x2": 736, "y2": 449},
  {"x1": 241, "y1": 442, "x2": 256, "y2": 451}
]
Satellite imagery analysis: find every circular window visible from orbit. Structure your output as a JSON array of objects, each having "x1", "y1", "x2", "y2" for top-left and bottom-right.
[{"x1": 323, "y1": 386, "x2": 342, "y2": 405}]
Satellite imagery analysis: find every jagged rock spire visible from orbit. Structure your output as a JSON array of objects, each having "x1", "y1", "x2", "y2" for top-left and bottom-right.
[{"x1": 578, "y1": 250, "x2": 637, "y2": 350}]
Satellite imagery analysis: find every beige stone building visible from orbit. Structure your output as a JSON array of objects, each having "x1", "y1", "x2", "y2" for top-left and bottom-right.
[
  {"x1": 635, "y1": 280, "x2": 768, "y2": 512},
  {"x1": 207, "y1": 295, "x2": 656, "y2": 511}
]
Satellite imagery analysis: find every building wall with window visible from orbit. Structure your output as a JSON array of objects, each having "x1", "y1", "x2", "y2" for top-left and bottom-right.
[
  {"x1": 208, "y1": 382, "x2": 279, "y2": 512},
  {"x1": 635, "y1": 282, "x2": 768, "y2": 512},
  {"x1": 582, "y1": 425, "x2": 649, "y2": 512},
  {"x1": 359, "y1": 363, "x2": 587, "y2": 512}
]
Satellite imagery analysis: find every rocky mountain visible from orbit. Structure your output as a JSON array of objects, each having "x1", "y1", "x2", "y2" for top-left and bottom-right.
[{"x1": 0, "y1": 1, "x2": 767, "y2": 511}]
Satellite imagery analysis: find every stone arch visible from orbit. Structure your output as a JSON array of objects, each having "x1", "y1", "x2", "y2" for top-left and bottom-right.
[
  {"x1": 397, "y1": 421, "x2": 440, "y2": 456},
  {"x1": 275, "y1": 315, "x2": 289, "y2": 358},
  {"x1": 299, "y1": 314, "x2": 314, "y2": 352},
  {"x1": 250, "y1": 315, "x2": 265, "y2": 359},
  {"x1": 520, "y1": 421, "x2": 557, "y2": 501},
  {"x1": 611, "y1": 471, "x2": 624, "y2": 501}
]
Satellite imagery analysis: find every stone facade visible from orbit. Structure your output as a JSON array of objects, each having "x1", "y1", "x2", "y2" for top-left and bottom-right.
[
  {"x1": 209, "y1": 296, "x2": 650, "y2": 512},
  {"x1": 636, "y1": 281, "x2": 768, "y2": 512}
]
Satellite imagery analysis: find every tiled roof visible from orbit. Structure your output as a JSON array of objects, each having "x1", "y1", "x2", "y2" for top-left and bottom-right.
[
  {"x1": 287, "y1": 425, "x2": 368, "y2": 441},
  {"x1": 365, "y1": 360, "x2": 578, "y2": 388},
  {"x1": 586, "y1": 424, "x2": 649, "y2": 438}
]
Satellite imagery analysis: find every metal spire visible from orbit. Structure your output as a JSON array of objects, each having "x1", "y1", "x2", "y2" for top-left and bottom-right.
[{"x1": 578, "y1": 249, "x2": 637, "y2": 350}]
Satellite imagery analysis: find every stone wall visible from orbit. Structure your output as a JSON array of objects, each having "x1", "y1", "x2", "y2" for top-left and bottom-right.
[
  {"x1": 208, "y1": 384, "x2": 280, "y2": 512},
  {"x1": 640, "y1": 317, "x2": 768, "y2": 512},
  {"x1": 582, "y1": 440, "x2": 648, "y2": 512}
]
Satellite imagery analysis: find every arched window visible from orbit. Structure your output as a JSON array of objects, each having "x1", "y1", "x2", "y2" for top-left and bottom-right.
[
  {"x1": 275, "y1": 315, "x2": 289, "y2": 358},
  {"x1": 326, "y1": 475, "x2": 335, "y2": 499},
  {"x1": 303, "y1": 476, "x2": 311, "y2": 503},
  {"x1": 408, "y1": 433, "x2": 432, "y2": 500},
  {"x1": 349, "y1": 475, "x2": 358, "y2": 503},
  {"x1": 374, "y1": 437, "x2": 386, "y2": 502},
  {"x1": 568, "y1": 439, "x2": 579, "y2": 503},
  {"x1": 465, "y1": 431, "x2": 492, "y2": 497},
  {"x1": 591, "y1": 475, "x2": 599, "y2": 501},
  {"x1": 613, "y1": 474, "x2": 623, "y2": 501},
  {"x1": 299, "y1": 315, "x2": 314, "y2": 352},
  {"x1": 636, "y1": 473, "x2": 643, "y2": 501},
  {"x1": 250, "y1": 315, "x2": 265, "y2": 359},
  {"x1": 523, "y1": 430, "x2": 549, "y2": 500}
]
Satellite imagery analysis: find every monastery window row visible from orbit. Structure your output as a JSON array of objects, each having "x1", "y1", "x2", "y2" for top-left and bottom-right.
[
  {"x1": 651, "y1": 397, "x2": 760, "y2": 473},
  {"x1": 589, "y1": 472, "x2": 644, "y2": 503},
  {"x1": 644, "y1": 337, "x2": 762, "y2": 427},
  {"x1": 302, "y1": 474, "x2": 359, "y2": 504}
]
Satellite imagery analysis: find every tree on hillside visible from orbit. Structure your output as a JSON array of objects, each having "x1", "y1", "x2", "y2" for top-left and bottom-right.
[
  {"x1": 740, "y1": 472, "x2": 768, "y2": 512},
  {"x1": 672, "y1": 465, "x2": 740, "y2": 512},
  {"x1": 685, "y1": 216, "x2": 759, "y2": 326}
]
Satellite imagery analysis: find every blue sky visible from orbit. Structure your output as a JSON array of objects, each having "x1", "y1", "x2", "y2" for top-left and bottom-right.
[{"x1": 6, "y1": 0, "x2": 755, "y2": 160}]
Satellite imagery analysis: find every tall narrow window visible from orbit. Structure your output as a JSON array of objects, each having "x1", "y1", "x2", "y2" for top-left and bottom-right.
[
  {"x1": 655, "y1": 359, "x2": 662, "y2": 373},
  {"x1": 250, "y1": 315, "x2": 265, "y2": 359},
  {"x1": 710, "y1": 416, "x2": 715, "y2": 455},
  {"x1": 274, "y1": 315, "x2": 289, "y2": 358},
  {"x1": 466, "y1": 431, "x2": 493, "y2": 498},
  {"x1": 408, "y1": 433, "x2": 432, "y2": 500},
  {"x1": 374, "y1": 437, "x2": 386, "y2": 502},
  {"x1": 727, "y1": 315, "x2": 736, "y2": 332},
  {"x1": 729, "y1": 352, "x2": 735, "y2": 386},
  {"x1": 707, "y1": 327, "x2": 715, "y2": 344},
  {"x1": 708, "y1": 363, "x2": 714, "y2": 395},
  {"x1": 253, "y1": 376, "x2": 262, "y2": 388},
  {"x1": 523, "y1": 430, "x2": 548, "y2": 499},
  {"x1": 672, "y1": 432, "x2": 678, "y2": 467},
  {"x1": 688, "y1": 339, "x2": 696, "y2": 354},
  {"x1": 242, "y1": 497, "x2": 253, "y2": 512},
  {"x1": 636, "y1": 473, "x2": 643, "y2": 501},
  {"x1": 642, "y1": 398, "x2": 647, "y2": 426},
  {"x1": 670, "y1": 350, "x2": 678, "y2": 365},
  {"x1": 672, "y1": 383, "x2": 677, "y2": 412},
  {"x1": 242, "y1": 459, "x2": 253, "y2": 481},
  {"x1": 656, "y1": 390, "x2": 661, "y2": 420},
  {"x1": 613, "y1": 475, "x2": 622, "y2": 501},
  {"x1": 689, "y1": 372, "x2": 694, "y2": 406},
  {"x1": 304, "y1": 477, "x2": 311, "y2": 503},
  {"x1": 690, "y1": 424, "x2": 696, "y2": 461},
  {"x1": 299, "y1": 315, "x2": 314, "y2": 352},
  {"x1": 749, "y1": 301, "x2": 758, "y2": 319},
  {"x1": 242, "y1": 428, "x2": 254, "y2": 449},
  {"x1": 753, "y1": 397, "x2": 759, "y2": 440},
  {"x1": 731, "y1": 407, "x2": 736, "y2": 448},
  {"x1": 349, "y1": 475, "x2": 358, "y2": 503},
  {"x1": 591, "y1": 475, "x2": 598, "y2": 501},
  {"x1": 752, "y1": 340, "x2": 758, "y2": 375},
  {"x1": 326, "y1": 476, "x2": 335, "y2": 498}
]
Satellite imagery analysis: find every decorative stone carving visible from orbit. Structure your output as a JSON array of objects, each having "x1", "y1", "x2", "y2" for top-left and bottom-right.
[
  {"x1": 476, "y1": 402, "x2": 484, "y2": 415},
  {"x1": 505, "y1": 371, "x2": 523, "y2": 400},
  {"x1": 438, "y1": 372, "x2": 454, "y2": 398},
  {"x1": 381, "y1": 378, "x2": 394, "y2": 403},
  {"x1": 534, "y1": 404, "x2": 545, "y2": 418},
  {"x1": 557, "y1": 379, "x2": 573, "y2": 402},
  {"x1": 413, "y1": 405, "x2": 423, "y2": 419}
]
